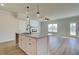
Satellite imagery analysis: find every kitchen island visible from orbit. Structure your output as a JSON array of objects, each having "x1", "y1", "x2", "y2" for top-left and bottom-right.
[
  {"x1": 17, "y1": 33, "x2": 79, "y2": 55},
  {"x1": 18, "y1": 33, "x2": 49, "y2": 55}
]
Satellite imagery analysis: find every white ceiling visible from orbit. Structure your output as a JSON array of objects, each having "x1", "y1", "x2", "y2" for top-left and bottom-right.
[{"x1": 0, "y1": 3, "x2": 79, "y2": 21}]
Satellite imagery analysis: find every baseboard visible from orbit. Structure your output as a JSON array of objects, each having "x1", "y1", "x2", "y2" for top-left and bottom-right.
[{"x1": 0, "y1": 39, "x2": 15, "y2": 43}]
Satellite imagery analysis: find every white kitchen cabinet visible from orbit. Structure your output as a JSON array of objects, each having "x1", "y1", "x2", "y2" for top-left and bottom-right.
[
  {"x1": 18, "y1": 34, "x2": 48, "y2": 55},
  {"x1": 19, "y1": 34, "x2": 26, "y2": 52},
  {"x1": 37, "y1": 37, "x2": 48, "y2": 55},
  {"x1": 26, "y1": 38, "x2": 37, "y2": 55}
]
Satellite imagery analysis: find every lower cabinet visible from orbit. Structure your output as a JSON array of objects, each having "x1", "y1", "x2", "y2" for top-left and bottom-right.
[
  {"x1": 19, "y1": 35, "x2": 48, "y2": 55},
  {"x1": 37, "y1": 37, "x2": 48, "y2": 55},
  {"x1": 19, "y1": 35, "x2": 26, "y2": 52},
  {"x1": 24, "y1": 37, "x2": 37, "y2": 55}
]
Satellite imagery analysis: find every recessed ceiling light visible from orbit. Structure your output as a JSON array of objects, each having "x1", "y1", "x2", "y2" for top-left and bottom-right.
[{"x1": 1, "y1": 4, "x2": 5, "y2": 6}]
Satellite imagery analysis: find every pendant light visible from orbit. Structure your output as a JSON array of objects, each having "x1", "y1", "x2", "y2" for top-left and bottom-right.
[
  {"x1": 26, "y1": 6, "x2": 30, "y2": 21},
  {"x1": 26, "y1": 6, "x2": 31, "y2": 34},
  {"x1": 36, "y1": 3, "x2": 40, "y2": 17},
  {"x1": 44, "y1": 17, "x2": 49, "y2": 21}
]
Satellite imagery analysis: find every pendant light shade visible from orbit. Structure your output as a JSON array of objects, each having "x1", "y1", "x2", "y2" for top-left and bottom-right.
[
  {"x1": 36, "y1": 3, "x2": 40, "y2": 17},
  {"x1": 26, "y1": 16, "x2": 30, "y2": 20},
  {"x1": 37, "y1": 11, "x2": 40, "y2": 17}
]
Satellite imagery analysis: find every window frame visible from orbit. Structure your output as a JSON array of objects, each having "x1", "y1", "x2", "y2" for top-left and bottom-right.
[{"x1": 48, "y1": 24, "x2": 58, "y2": 32}]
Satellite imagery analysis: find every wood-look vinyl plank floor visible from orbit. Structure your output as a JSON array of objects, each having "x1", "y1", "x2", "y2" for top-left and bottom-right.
[
  {"x1": 0, "y1": 36, "x2": 79, "y2": 55},
  {"x1": 48, "y1": 36, "x2": 79, "y2": 55},
  {"x1": 0, "y1": 41, "x2": 25, "y2": 55}
]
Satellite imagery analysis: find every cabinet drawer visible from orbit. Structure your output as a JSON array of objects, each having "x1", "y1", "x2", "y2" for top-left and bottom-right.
[
  {"x1": 26, "y1": 38, "x2": 35, "y2": 42},
  {"x1": 19, "y1": 36, "x2": 37, "y2": 55},
  {"x1": 26, "y1": 38, "x2": 37, "y2": 55}
]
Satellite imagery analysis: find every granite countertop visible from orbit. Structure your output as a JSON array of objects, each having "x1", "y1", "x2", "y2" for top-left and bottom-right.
[{"x1": 21, "y1": 33, "x2": 49, "y2": 39}]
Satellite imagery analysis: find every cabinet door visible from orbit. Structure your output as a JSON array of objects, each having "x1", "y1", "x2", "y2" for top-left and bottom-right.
[
  {"x1": 25, "y1": 37, "x2": 37, "y2": 55},
  {"x1": 19, "y1": 36, "x2": 26, "y2": 52},
  {"x1": 19, "y1": 36, "x2": 37, "y2": 55},
  {"x1": 37, "y1": 37, "x2": 48, "y2": 55},
  {"x1": 21, "y1": 36, "x2": 27, "y2": 52}
]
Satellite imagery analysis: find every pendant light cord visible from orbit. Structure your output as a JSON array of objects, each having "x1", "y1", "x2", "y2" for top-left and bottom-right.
[{"x1": 37, "y1": 3, "x2": 39, "y2": 12}]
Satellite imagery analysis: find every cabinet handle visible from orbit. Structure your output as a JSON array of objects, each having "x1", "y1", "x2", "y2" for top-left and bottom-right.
[
  {"x1": 29, "y1": 39, "x2": 31, "y2": 41},
  {"x1": 28, "y1": 43, "x2": 31, "y2": 45}
]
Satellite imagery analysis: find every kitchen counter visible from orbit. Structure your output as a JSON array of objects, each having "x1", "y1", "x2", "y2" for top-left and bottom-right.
[
  {"x1": 18, "y1": 33, "x2": 48, "y2": 55},
  {"x1": 21, "y1": 33, "x2": 49, "y2": 39}
]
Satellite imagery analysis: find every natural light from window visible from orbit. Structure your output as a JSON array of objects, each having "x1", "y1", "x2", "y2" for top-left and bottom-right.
[
  {"x1": 48, "y1": 24, "x2": 57, "y2": 32},
  {"x1": 70, "y1": 23, "x2": 76, "y2": 36}
]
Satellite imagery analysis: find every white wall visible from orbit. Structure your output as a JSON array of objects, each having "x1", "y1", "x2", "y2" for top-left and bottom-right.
[
  {"x1": 0, "y1": 11, "x2": 41, "y2": 43},
  {"x1": 40, "y1": 22, "x2": 48, "y2": 35},
  {"x1": 41, "y1": 16, "x2": 79, "y2": 37},
  {"x1": 0, "y1": 11, "x2": 18, "y2": 42},
  {"x1": 18, "y1": 20, "x2": 26, "y2": 33}
]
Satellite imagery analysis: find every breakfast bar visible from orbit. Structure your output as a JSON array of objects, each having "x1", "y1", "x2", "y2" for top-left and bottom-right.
[{"x1": 18, "y1": 33, "x2": 48, "y2": 55}]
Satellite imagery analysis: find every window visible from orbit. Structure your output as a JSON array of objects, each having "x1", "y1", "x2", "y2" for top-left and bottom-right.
[
  {"x1": 52, "y1": 24, "x2": 57, "y2": 32},
  {"x1": 48, "y1": 24, "x2": 53, "y2": 32},
  {"x1": 48, "y1": 24, "x2": 57, "y2": 32},
  {"x1": 70, "y1": 23, "x2": 76, "y2": 36}
]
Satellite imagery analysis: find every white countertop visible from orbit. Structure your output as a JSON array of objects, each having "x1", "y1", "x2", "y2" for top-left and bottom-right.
[{"x1": 21, "y1": 33, "x2": 48, "y2": 39}]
